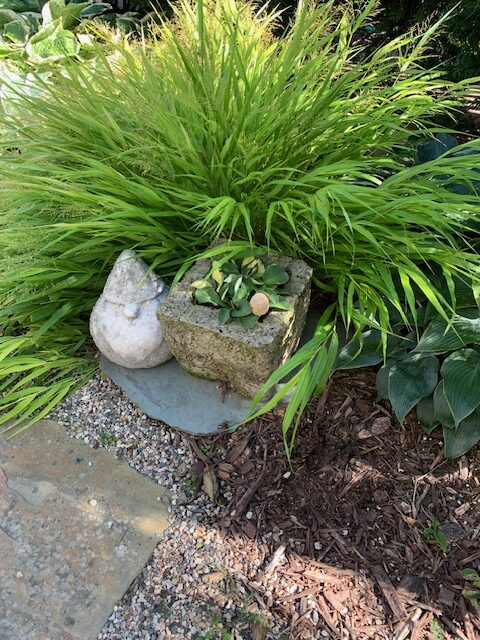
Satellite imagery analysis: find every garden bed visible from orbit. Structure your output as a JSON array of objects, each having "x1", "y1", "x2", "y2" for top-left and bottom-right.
[
  {"x1": 190, "y1": 369, "x2": 480, "y2": 639},
  {"x1": 53, "y1": 369, "x2": 480, "y2": 640}
]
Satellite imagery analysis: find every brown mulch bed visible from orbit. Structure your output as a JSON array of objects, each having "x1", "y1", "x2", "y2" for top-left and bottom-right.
[{"x1": 190, "y1": 369, "x2": 480, "y2": 640}]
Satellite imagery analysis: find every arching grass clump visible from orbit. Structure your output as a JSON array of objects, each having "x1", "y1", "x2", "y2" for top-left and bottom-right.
[{"x1": 1, "y1": 0, "x2": 480, "y2": 445}]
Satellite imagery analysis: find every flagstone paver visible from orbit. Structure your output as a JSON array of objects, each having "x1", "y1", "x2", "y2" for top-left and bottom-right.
[{"x1": 0, "y1": 420, "x2": 170, "y2": 640}]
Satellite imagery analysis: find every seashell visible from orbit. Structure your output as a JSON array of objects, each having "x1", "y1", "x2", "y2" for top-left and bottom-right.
[{"x1": 249, "y1": 292, "x2": 270, "y2": 317}]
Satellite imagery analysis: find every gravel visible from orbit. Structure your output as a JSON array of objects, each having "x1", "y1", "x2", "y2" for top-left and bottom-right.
[{"x1": 51, "y1": 374, "x2": 286, "y2": 640}]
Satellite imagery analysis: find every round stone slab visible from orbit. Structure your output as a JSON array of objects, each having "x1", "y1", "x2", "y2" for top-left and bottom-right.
[
  {"x1": 100, "y1": 309, "x2": 324, "y2": 436},
  {"x1": 100, "y1": 355, "x2": 253, "y2": 436}
]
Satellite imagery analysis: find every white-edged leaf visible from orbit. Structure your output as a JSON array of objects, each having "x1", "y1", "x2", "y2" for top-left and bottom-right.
[{"x1": 41, "y1": 0, "x2": 65, "y2": 25}]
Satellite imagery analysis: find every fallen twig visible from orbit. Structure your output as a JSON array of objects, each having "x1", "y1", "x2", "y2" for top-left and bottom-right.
[{"x1": 370, "y1": 564, "x2": 407, "y2": 622}]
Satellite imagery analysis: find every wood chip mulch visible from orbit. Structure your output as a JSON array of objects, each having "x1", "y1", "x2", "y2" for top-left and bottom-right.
[{"x1": 191, "y1": 369, "x2": 480, "y2": 640}]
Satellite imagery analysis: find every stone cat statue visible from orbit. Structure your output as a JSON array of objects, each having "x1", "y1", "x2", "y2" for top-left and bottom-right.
[{"x1": 90, "y1": 250, "x2": 172, "y2": 368}]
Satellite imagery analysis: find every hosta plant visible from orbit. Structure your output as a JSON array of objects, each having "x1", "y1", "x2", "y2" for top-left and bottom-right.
[
  {"x1": 0, "y1": 0, "x2": 141, "y2": 66},
  {"x1": 191, "y1": 257, "x2": 291, "y2": 329},
  {"x1": 1, "y1": 0, "x2": 97, "y2": 65},
  {"x1": 1, "y1": 0, "x2": 480, "y2": 448},
  {"x1": 337, "y1": 278, "x2": 480, "y2": 458}
]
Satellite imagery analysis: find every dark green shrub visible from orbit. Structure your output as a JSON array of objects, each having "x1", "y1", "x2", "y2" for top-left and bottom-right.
[{"x1": 379, "y1": 0, "x2": 480, "y2": 81}]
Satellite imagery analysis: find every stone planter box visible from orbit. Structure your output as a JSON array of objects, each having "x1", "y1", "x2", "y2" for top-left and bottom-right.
[{"x1": 157, "y1": 256, "x2": 312, "y2": 398}]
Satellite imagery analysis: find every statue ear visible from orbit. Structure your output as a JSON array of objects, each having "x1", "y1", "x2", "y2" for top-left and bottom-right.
[{"x1": 123, "y1": 303, "x2": 141, "y2": 320}]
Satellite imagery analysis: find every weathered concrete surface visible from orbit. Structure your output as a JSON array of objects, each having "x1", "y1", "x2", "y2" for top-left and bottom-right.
[
  {"x1": 158, "y1": 256, "x2": 312, "y2": 398},
  {"x1": 0, "y1": 420, "x2": 170, "y2": 640}
]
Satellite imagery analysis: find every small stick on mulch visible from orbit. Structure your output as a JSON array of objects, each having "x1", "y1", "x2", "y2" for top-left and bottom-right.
[
  {"x1": 394, "y1": 608, "x2": 422, "y2": 640},
  {"x1": 187, "y1": 437, "x2": 210, "y2": 465},
  {"x1": 460, "y1": 598, "x2": 477, "y2": 640},
  {"x1": 234, "y1": 448, "x2": 267, "y2": 519},
  {"x1": 263, "y1": 545, "x2": 287, "y2": 577},
  {"x1": 410, "y1": 611, "x2": 433, "y2": 640},
  {"x1": 317, "y1": 593, "x2": 343, "y2": 639},
  {"x1": 314, "y1": 378, "x2": 334, "y2": 423},
  {"x1": 227, "y1": 432, "x2": 251, "y2": 466},
  {"x1": 370, "y1": 564, "x2": 407, "y2": 622},
  {"x1": 441, "y1": 615, "x2": 470, "y2": 640}
]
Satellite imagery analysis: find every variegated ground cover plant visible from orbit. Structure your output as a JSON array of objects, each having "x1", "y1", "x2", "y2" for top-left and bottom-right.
[{"x1": 191, "y1": 257, "x2": 291, "y2": 329}]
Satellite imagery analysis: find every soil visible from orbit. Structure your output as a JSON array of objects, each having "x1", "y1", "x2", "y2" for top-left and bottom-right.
[{"x1": 190, "y1": 369, "x2": 480, "y2": 640}]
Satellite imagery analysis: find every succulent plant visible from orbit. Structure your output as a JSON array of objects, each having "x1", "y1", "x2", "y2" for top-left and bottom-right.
[{"x1": 191, "y1": 256, "x2": 291, "y2": 329}]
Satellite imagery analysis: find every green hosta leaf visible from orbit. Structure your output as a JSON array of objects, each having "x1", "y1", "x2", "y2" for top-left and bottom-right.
[
  {"x1": 224, "y1": 273, "x2": 237, "y2": 285},
  {"x1": 241, "y1": 256, "x2": 256, "y2": 270},
  {"x1": 388, "y1": 354, "x2": 439, "y2": 423},
  {"x1": 20, "y1": 10, "x2": 41, "y2": 31},
  {"x1": 239, "y1": 314, "x2": 258, "y2": 330},
  {"x1": 80, "y1": 2, "x2": 112, "y2": 19},
  {"x1": 218, "y1": 308, "x2": 230, "y2": 325},
  {"x1": 241, "y1": 275, "x2": 254, "y2": 290},
  {"x1": 3, "y1": 19, "x2": 28, "y2": 43},
  {"x1": 417, "y1": 396, "x2": 438, "y2": 433},
  {"x1": 194, "y1": 286, "x2": 221, "y2": 306},
  {"x1": 416, "y1": 133, "x2": 458, "y2": 164},
  {"x1": 241, "y1": 256, "x2": 255, "y2": 266},
  {"x1": 218, "y1": 282, "x2": 229, "y2": 301},
  {"x1": 263, "y1": 264, "x2": 289, "y2": 286},
  {"x1": 443, "y1": 410, "x2": 480, "y2": 458},
  {"x1": 336, "y1": 330, "x2": 384, "y2": 369},
  {"x1": 41, "y1": 0, "x2": 65, "y2": 25},
  {"x1": 233, "y1": 275, "x2": 243, "y2": 292},
  {"x1": 0, "y1": 0, "x2": 40, "y2": 9},
  {"x1": 433, "y1": 380, "x2": 455, "y2": 429},
  {"x1": 269, "y1": 298, "x2": 291, "y2": 311},
  {"x1": 115, "y1": 13, "x2": 139, "y2": 28},
  {"x1": 424, "y1": 280, "x2": 478, "y2": 324},
  {"x1": 230, "y1": 299, "x2": 251, "y2": 317},
  {"x1": 415, "y1": 313, "x2": 480, "y2": 354},
  {"x1": 27, "y1": 28, "x2": 80, "y2": 61},
  {"x1": 376, "y1": 361, "x2": 391, "y2": 401},
  {"x1": 61, "y1": 2, "x2": 87, "y2": 30},
  {"x1": 255, "y1": 260, "x2": 265, "y2": 277},
  {"x1": 219, "y1": 263, "x2": 239, "y2": 276},
  {"x1": 441, "y1": 348, "x2": 480, "y2": 425},
  {"x1": 0, "y1": 10, "x2": 21, "y2": 27}
]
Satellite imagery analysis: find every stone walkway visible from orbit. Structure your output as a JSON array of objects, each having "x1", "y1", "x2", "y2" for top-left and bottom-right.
[{"x1": 0, "y1": 420, "x2": 170, "y2": 640}]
